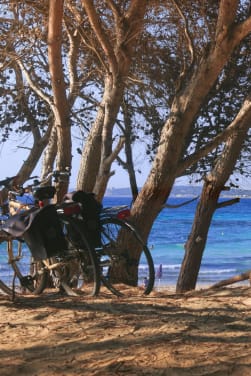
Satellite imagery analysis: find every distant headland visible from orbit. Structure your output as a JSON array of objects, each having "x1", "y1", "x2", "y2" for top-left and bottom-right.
[{"x1": 105, "y1": 185, "x2": 251, "y2": 198}]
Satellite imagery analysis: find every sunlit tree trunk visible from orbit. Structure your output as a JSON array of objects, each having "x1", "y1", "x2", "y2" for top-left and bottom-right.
[
  {"x1": 40, "y1": 125, "x2": 57, "y2": 183},
  {"x1": 48, "y1": 0, "x2": 72, "y2": 201},
  {"x1": 93, "y1": 75, "x2": 126, "y2": 201},
  {"x1": 77, "y1": 1, "x2": 147, "y2": 199},
  {"x1": 76, "y1": 103, "x2": 104, "y2": 192}
]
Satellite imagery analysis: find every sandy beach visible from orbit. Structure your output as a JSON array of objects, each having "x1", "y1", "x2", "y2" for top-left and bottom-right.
[{"x1": 1, "y1": 286, "x2": 251, "y2": 376}]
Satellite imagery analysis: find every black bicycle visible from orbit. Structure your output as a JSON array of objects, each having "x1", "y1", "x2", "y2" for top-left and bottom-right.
[
  {"x1": 0, "y1": 172, "x2": 101, "y2": 297},
  {"x1": 63, "y1": 192, "x2": 155, "y2": 297}
]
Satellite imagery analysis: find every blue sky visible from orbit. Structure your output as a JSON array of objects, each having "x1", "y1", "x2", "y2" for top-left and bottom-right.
[
  {"x1": 1, "y1": 140, "x2": 250, "y2": 190},
  {"x1": 0, "y1": 140, "x2": 151, "y2": 189}
]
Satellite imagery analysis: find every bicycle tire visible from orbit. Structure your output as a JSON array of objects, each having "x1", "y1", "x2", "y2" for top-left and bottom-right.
[
  {"x1": 98, "y1": 217, "x2": 155, "y2": 296},
  {"x1": 0, "y1": 239, "x2": 19, "y2": 296},
  {"x1": 0, "y1": 239, "x2": 47, "y2": 296},
  {"x1": 10, "y1": 241, "x2": 48, "y2": 295},
  {"x1": 54, "y1": 216, "x2": 101, "y2": 296}
]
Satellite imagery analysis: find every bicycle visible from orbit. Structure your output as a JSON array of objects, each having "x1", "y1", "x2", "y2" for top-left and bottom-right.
[
  {"x1": 0, "y1": 172, "x2": 100, "y2": 297},
  {"x1": 65, "y1": 191, "x2": 155, "y2": 297}
]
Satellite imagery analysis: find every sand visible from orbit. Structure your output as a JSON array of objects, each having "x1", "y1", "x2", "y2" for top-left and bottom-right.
[{"x1": 1, "y1": 286, "x2": 251, "y2": 376}]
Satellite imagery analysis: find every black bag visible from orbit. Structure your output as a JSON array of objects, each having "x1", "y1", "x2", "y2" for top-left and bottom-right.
[
  {"x1": 3, "y1": 205, "x2": 67, "y2": 260},
  {"x1": 64, "y1": 191, "x2": 102, "y2": 248}
]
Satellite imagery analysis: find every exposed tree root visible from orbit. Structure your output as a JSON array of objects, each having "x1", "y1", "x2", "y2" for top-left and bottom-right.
[{"x1": 210, "y1": 270, "x2": 251, "y2": 289}]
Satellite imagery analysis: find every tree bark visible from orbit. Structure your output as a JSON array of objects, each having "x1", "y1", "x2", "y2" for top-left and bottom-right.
[
  {"x1": 10, "y1": 62, "x2": 52, "y2": 184},
  {"x1": 77, "y1": 1, "x2": 147, "y2": 197},
  {"x1": 209, "y1": 270, "x2": 251, "y2": 289},
  {"x1": 176, "y1": 92, "x2": 251, "y2": 292},
  {"x1": 93, "y1": 75, "x2": 126, "y2": 201},
  {"x1": 117, "y1": 100, "x2": 139, "y2": 202},
  {"x1": 40, "y1": 125, "x2": 57, "y2": 183},
  {"x1": 130, "y1": 3, "x2": 251, "y2": 245},
  {"x1": 48, "y1": 0, "x2": 72, "y2": 201},
  {"x1": 76, "y1": 101, "x2": 104, "y2": 192}
]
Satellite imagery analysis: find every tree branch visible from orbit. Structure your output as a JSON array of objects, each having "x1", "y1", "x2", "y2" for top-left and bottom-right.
[
  {"x1": 232, "y1": 15, "x2": 251, "y2": 44},
  {"x1": 171, "y1": 0, "x2": 194, "y2": 67},
  {"x1": 106, "y1": 136, "x2": 125, "y2": 166},
  {"x1": 17, "y1": 60, "x2": 53, "y2": 107},
  {"x1": 210, "y1": 270, "x2": 251, "y2": 289},
  {"x1": 64, "y1": 23, "x2": 79, "y2": 102},
  {"x1": 215, "y1": 0, "x2": 238, "y2": 39},
  {"x1": 176, "y1": 94, "x2": 251, "y2": 176},
  {"x1": 81, "y1": 0, "x2": 118, "y2": 76},
  {"x1": 216, "y1": 197, "x2": 240, "y2": 209}
]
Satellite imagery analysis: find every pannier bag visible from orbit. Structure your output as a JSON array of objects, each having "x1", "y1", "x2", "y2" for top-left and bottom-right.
[
  {"x1": 64, "y1": 190, "x2": 102, "y2": 248},
  {"x1": 3, "y1": 205, "x2": 67, "y2": 260}
]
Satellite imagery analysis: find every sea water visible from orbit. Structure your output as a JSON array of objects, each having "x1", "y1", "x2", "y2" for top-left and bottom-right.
[
  {"x1": 1, "y1": 195, "x2": 250, "y2": 289},
  {"x1": 103, "y1": 196, "x2": 251, "y2": 288}
]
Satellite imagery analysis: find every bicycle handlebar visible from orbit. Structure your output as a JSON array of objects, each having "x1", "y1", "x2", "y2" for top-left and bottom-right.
[
  {"x1": 0, "y1": 175, "x2": 39, "y2": 189},
  {"x1": 0, "y1": 170, "x2": 70, "y2": 200},
  {"x1": 34, "y1": 169, "x2": 71, "y2": 186}
]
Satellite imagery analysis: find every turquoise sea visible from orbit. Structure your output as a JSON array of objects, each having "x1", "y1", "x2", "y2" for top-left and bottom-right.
[{"x1": 104, "y1": 195, "x2": 251, "y2": 288}]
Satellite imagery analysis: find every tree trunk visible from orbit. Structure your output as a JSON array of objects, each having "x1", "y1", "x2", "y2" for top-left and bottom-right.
[
  {"x1": 130, "y1": 3, "x2": 251, "y2": 245},
  {"x1": 123, "y1": 138, "x2": 139, "y2": 203},
  {"x1": 117, "y1": 101, "x2": 139, "y2": 202},
  {"x1": 77, "y1": 1, "x2": 147, "y2": 198},
  {"x1": 11, "y1": 62, "x2": 52, "y2": 185},
  {"x1": 40, "y1": 125, "x2": 57, "y2": 183},
  {"x1": 16, "y1": 136, "x2": 50, "y2": 184},
  {"x1": 177, "y1": 183, "x2": 220, "y2": 292},
  {"x1": 48, "y1": 0, "x2": 72, "y2": 201},
  {"x1": 176, "y1": 93, "x2": 251, "y2": 292},
  {"x1": 93, "y1": 75, "x2": 126, "y2": 201},
  {"x1": 76, "y1": 103, "x2": 104, "y2": 192}
]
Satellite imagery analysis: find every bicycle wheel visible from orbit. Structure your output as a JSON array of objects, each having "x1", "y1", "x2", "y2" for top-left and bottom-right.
[
  {"x1": 99, "y1": 217, "x2": 155, "y2": 296},
  {"x1": 56, "y1": 216, "x2": 100, "y2": 296},
  {"x1": 0, "y1": 239, "x2": 47, "y2": 296}
]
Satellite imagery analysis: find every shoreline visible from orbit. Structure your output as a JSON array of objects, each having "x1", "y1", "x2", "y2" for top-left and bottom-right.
[{"x1": 154, "y1": 279, "x2": 251, "y2": 292}]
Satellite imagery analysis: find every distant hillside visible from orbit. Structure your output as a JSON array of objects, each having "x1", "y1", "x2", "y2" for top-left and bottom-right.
[{"x1": 106, "y1": 185, "x2": 251, "y2": 198}]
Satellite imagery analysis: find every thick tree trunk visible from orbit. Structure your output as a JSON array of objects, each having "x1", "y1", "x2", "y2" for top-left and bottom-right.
[
  {"x1": 76, "y1": 76, "x2": 126, "y2": 198},
  {"x1": 76, "y1": 104, "x2": 104, "y2": 192},
  {"x1": 93, "y1": 76, "x2": 126, "y2": 201},
  {"x1": 48, "y1": 0, "x2": 72, "y2": 201},
  {"x1": 176, "y1": 93, "x2": 251, "y2": 292}
]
